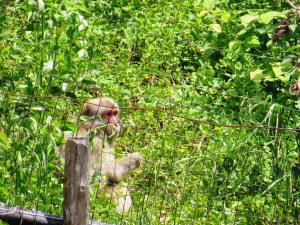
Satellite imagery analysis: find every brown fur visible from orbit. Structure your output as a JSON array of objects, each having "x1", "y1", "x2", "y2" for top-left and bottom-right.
[{"x1": 59, "y1": 97, "x2": 142, "y2": 214}]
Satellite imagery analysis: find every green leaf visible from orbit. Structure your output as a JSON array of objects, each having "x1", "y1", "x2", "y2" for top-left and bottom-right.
[
  {"x1": 203, "y1": 0, "x2": 215, "y2": 10},
  {"x1": 188, "y1": 12, "x2": 195, "y2": 20},
  {"x1": 240, "y1": 14, "x2": 259, "y2": 26},
  {"x1": 250, "y1": 68, "x2": 265, "y2": 83},
  {"x1": 245, "y1": 36, "x2": 260, "y2": 51},
  {"x1": 78, "y1": 49, "x2": 87, "y2": 58},
  {"x1": 0, "y1": 76, "x2": 13, "y2": 88},
  {"x1": 296, "y1": 99, "x2": 300, "y2": 110},
  {"x1": 262, "y1": 69, "x2": 276, "y2": 82},
  {"x1": 0, "y1": 131, "x2": 9, "y2": 145},
  {"x1": 0, "y1": 47, "x2": 10, "y2": 55},
  {"x1": 47, "y1": 19, "x2": 53, "y2": 27},
  {"x1": 62, "y1": 83, "x2": 68, "y2": 91},
  {"x1": 0, "y1": 14, "x2": 6, "y2": 25},
  {"x1": 0, "y1": 186, "x2": 8, "y2": 195},
  {"x1": 0, "y1": 143, "x2": 8, "y2": 152},
  {"x1": 262, "y1": 174, "x2": 289, "y2": 195},
  {"x1": 210, "y1": 24, "x2": 222, "y2": 33},
  {"x1": 43, "y1": 59, "x2": 54, "y2": 71},
  {"x1": 28, "y1": 0, "x2": 36, "y2": 6},
  {"x1": 38, "y1": 0, "x2": 44, "y2": 11},
  {"x1": 57, "y1": 53, "x2": 65, "y2": 60},
  {"x1": 17, "y1": 151, "x2": 23, "y2": 180},
  {"x1": 0, "y1": 131, "x2": 10, "y2": 151},
  {"x1": 272, "y1": 64, "x2": 282, "y2": 77},
  {"x1": 285, "y1": 46, "x2": 300, "y2": 53},
  {"x1": 58, "y1": 33, "x2": 68, "y2": 44},
  {"x1": 260, "y1": 11, "x2": 285, "y2": 24},
  {"x1": 289, "y1": 24, "x2": 297, "y2": 32},
  {"x1": 272, "y1": 62, "x2": 292, "y2": 81},
  {"x1": 60, "y1": 121, "x2": 77, "y2": 131},
  {"x1": 229, "y1": 40, "x2": 243, "y2": 51}
]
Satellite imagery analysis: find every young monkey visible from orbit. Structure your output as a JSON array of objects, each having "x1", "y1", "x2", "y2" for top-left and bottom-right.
[{"x1": 60, "y1": 97, "x2": 142, "y2": 214}]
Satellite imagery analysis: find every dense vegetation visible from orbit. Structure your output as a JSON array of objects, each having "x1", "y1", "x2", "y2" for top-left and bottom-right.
[{"x1": 1, "y1": 0, "x2": 300, "y2": 224}]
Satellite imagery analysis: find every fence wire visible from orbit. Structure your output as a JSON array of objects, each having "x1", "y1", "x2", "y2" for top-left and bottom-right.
[
  {"x1": 1, "y1": 0, "x2": 300, "y2": 224},
  {"x1": 0, "y1": 90, "x2": 299, "y2": 224}
]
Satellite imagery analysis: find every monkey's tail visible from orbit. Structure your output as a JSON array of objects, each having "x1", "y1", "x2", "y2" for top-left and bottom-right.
[{"x1": 106, "y1": 183, "x2": 132, "y2": 214}]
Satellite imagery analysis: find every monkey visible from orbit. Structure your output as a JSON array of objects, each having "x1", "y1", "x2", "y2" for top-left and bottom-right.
[{"x1": 59, "y1": 97, "x2": 142, "y2": 214}]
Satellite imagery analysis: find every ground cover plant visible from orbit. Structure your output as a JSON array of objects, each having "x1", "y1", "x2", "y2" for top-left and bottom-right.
[{"x1": 1, "y1": 0, "x2": 300, "y2": 224}]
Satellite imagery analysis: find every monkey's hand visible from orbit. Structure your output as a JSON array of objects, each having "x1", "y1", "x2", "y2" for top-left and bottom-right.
[
  {"x1": 107, "y1": 152, "x2": 143, "y2": 183},
  {"x1": 127, "y1": 152, "x2": 143, "y2": 170}
]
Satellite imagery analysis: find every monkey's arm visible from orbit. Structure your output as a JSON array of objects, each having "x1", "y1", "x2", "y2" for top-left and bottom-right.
[{"x1": 106, "y1": 152, "x2": 142, "y2": 183}]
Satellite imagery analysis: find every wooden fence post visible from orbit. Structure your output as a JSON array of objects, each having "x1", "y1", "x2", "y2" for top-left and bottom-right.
[{"x1": 63, "y1": 138, "x2": 90, "y2": 225}]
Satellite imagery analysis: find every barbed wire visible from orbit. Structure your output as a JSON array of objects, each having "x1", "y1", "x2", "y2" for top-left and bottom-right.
[
  {"x1": 1, "y1": 92, "x2": 300, "y2": 133},
  {"x1": 6, "y1": 64, "x2": 299, "y2": 115},
  {"x1": 1, "y1": 88, "x2": 297, "y2": 137},
  {"x1": 0, "y1": 2, "x2": 298, "y2": 223},
  {"x1": 1, "y1": 179, "x2": 289, "y2": 224}
]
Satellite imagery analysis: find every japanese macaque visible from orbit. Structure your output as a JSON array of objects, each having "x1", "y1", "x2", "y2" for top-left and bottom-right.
[{"x1": 59, "y1": 97, "x2": 142, "y2": 214}]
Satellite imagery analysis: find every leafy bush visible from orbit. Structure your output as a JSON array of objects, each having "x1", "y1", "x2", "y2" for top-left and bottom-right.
[{"x1": 0, "y1": 0, "x2": 300, "y2": 223}]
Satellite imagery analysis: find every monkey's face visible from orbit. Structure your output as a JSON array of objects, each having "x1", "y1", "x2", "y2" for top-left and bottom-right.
[
  {"x1": 82, "y1": 97, "x2": 121, "y2": 139},
  {"x1": 101, "y1": 109, "x2": 121, "y2": 138}
]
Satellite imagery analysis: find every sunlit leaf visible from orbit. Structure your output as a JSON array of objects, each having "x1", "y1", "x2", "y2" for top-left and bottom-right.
[
  {"x1": 260, "y1": 11, "x2": 284, "y2": 24},
  {"x1": 250, "y1": 68, "x2": 265, "y2": 83},
  {"x1": 240, "y1": 14, "x2": 259, "y2": 26},
  {"x1": 62, "y1": 82, "x2": 68, "y2": 91},
  {"x1": 38, "y1": 0, "x2": 44, "y2": 11},
  {"x1": 210, "y1": 24, "x2": 222, "y2": 33},
  {"x1": 0, "y1": 131, "x2": 10, "y2": 152},
  {"x1": 203, "y1": 0, "x2": 215, "y2": 9},
  {"x1": 78, "y1": 49, "x2": 87, "y2": 58},
  {"x1": 43, "y1": 59, "x2": 54, "y2": 71},
  {"x1": 0, "y1": 186, "x2": 9, "y2": 195}
]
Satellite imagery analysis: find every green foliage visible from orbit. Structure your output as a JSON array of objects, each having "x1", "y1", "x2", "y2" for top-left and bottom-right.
[{"x1": 0, "y1": 0, "x2": 300, "y2": 224}]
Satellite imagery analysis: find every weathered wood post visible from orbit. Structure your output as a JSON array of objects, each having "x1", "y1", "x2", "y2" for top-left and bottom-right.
[{"x1": 63, "y1": 138, "x2": 90, "y2": 225}]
